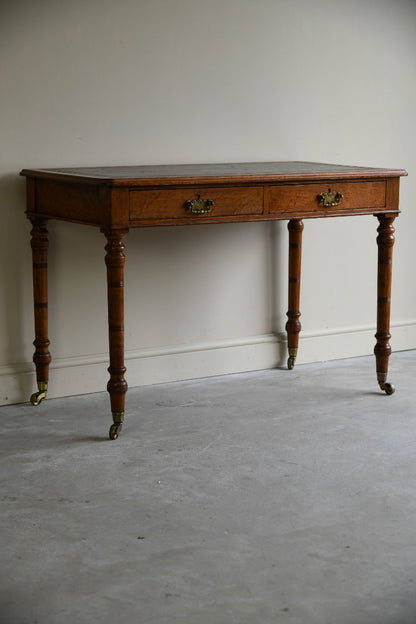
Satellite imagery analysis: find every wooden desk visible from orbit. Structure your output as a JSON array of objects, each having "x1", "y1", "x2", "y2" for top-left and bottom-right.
[{"x1": 21, "y1": 162, "x2": 407, "y2": 439}]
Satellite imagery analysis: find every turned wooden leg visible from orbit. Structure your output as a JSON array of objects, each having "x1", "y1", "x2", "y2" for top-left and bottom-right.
[
  {"x1": 374, "y1": 214, "x2": 396, "y2": 395},
  {"x1": 103, "y1": 229, "x2": 129, "y2": 439},
  {"x1": 286, "y1": 219, "x2": 304, "y2": 369},
  {"x1": 29, "y1": 218, "x2": 51, "y2": 405}
]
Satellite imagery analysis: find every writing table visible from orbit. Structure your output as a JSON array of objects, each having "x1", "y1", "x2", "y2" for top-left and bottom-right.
[{"x1": 20, "y1": 162, "x2": 407, "y2": 439}]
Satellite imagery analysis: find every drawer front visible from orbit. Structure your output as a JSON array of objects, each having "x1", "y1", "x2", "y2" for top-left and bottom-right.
[
  {"x1": 129, "y1": 186, "x2": 264, "y2": 222},
  {"x1": 267, "y1": 181, "x2": 386, "y2": 216}
]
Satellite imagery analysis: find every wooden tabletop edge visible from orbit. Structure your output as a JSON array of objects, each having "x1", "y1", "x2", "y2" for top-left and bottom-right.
[{"x1": 19, "y1": 163, "x2": 408, "y2": 187}]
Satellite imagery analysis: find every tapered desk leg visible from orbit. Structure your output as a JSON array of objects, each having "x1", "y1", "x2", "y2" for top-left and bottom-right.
[
  {"x1": 374, "y1": 214, "x2": 396, "y2": 395},
  {"x1": 29, "y1": 218, "x2": 51, "y2": 406},
  {"x1": 103, "y1": 229, "x2": 129, "y2": 439},
  {"x1": 286, "y1": 219, "x2": 304, "y2": 370}
]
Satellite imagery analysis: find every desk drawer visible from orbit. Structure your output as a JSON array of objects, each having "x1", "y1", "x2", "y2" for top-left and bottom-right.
[
  {"x1": 129, "y1": 186, "x2": 264, "y2": 222},
  {"x1": 267, "y1": 181, "x2": 386, "y2": 216}
]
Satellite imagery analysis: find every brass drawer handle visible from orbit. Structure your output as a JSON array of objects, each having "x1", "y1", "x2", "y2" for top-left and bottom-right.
[
  {"x1": 317, "y1": 189, "x2": 343, "y2": 207},
  {"x1": 185, "y1": 196, "x2": 214, "y2": 214}
]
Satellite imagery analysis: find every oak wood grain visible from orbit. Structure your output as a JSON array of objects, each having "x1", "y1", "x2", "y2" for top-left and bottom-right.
[
  {"x1": 129, "y1": 186, "x2": 264, "y2": 221},
  {"x1": 267, "y1": 180, "x2": 386, "y2": 217}
]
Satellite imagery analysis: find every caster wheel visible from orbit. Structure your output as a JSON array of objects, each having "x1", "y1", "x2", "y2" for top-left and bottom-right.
[
  {"x1": 287, "y1": 356, "x2": 296, "y2": 370},
  {"x1": 379, "y1": 381, "x2": 395, "y2": 396},
  {"x1": 30, "y1": 382, "x2": 47, "y2": 406},
  {"x1": 30, "y1": 390, "x2": 46, "y2": 406},
  {"x1": 109, "y1": 424, "x2": 122, "y2": 440}
]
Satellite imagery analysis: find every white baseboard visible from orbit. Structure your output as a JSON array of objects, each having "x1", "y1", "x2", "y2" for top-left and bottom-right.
[{"x1": 1, "y1": 321, "x2": 415, "y2": 406}]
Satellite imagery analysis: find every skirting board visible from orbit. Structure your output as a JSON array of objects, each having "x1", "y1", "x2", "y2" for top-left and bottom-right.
[{"x1": 1, "y1": 321, "x2": 415, "y2": 405}]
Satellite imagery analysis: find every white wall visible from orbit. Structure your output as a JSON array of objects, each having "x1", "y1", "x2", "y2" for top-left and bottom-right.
[{"x1": 1, "y1": 0, "x2": 415, "y2": 405}]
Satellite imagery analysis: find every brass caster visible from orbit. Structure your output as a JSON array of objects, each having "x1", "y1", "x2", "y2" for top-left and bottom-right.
[
  {"x1": 109, "y1": 412, "x2": 124, "y2": 440},
  {"x1": 30, "y1": 382, "x2": 48, "y2": 406},
  {"x1": 109, "y1": 423, "x2": 122, "y2": 440},
  {"x1": 287, "y1": 348, "x2": 297, "y2": 370},
  {"x1": 377, "y1": 373, "x2": 395, "y2": 395},
  {"x1": 379, "y1": 381, "x2": 395, "y2": 395}
]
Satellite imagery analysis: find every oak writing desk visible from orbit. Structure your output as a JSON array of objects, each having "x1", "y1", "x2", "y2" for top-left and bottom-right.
[{"x1": 20, "y1": 162, "x2": 407, "y2": 439}]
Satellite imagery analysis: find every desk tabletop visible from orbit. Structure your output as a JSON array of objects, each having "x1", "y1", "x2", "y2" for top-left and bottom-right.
[{"x1": 21, "y1": 161, "x2": 407, "y2": 187}]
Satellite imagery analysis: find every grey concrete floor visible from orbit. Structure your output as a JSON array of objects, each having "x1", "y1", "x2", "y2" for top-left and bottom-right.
[{"x1": 1, "y1": 351, "x2": 416, "y2": 624}]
